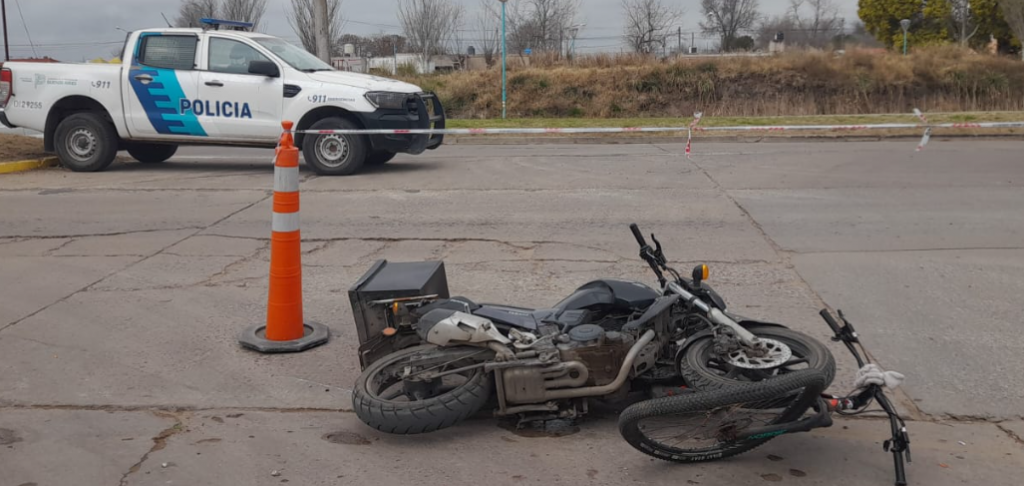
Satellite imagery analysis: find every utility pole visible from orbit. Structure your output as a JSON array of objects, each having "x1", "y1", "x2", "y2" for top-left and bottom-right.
[
  {"x1": 2, "y1": 0, "x2": 9, "y2": 62},
  {"x1": 499, "y1": 0, "x2": 507, "y2": 119},
  {"x1": 677, "y1": 27, "x2": 681, "y2": 55},
  {"x1": 393, "y1": 34, "x2": 399, "y2": 75},
  {"x1": 313, "y1": 0, "x2": 331, "y2": 63},
  {"x1": 691, "y1": 32, "x2": 695, "y2": 54}
]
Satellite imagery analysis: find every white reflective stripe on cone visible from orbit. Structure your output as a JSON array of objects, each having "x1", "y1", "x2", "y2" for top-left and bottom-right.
[
  {"x1": 274, "y1": 166, "x2": 300, "y2": 193},
  {"x1": 272, "y1": 212, "x2": 300, "y2": 233}
]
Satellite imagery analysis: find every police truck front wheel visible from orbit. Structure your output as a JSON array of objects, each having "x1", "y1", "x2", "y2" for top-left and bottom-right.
[
  {"x1": 126, "y1": 143, "x2": 178, "y2": 164},
  {"x1": 54, "y1": 113, "x2": 119, "y2": 172},
  {"x1": 302, "y1": 117, "x2": 368, "y2": 176}
]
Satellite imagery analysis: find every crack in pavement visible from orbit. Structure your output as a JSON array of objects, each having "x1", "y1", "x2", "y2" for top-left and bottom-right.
[
  {"x1": 41, "y1": 238, "x2": 77, "y2": 256},
  {"x1": 1, "y1": 227, "x2": 205, "y2": 240},
  {"x1": 118, "y1": 412, "x2": 183, "y2": 486},
  {"x1": 997, "y1": 423, "x2": 1024, "y2": 446},
  {"x1": 1, "y1": 404, "x2": 352, "y2": 414},
  {"x1": 0, "y1": 197, "x2": 271, "y2": 335},
  {"x1": 654, "y1": 142, "x2": 932, "y2": 420},
  {"x1": 195, "y1": 245, "x2": 270, "y2": 287}
]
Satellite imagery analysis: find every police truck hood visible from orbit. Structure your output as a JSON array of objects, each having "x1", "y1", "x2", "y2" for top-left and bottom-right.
[{"x1": 308, "y1": 71, "x2": 422, "y2": 93}]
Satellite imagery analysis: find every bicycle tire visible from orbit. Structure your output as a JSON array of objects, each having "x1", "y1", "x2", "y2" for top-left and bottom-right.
[{"x1": 618, "y1": 369, "x2": 826, "y2": 463}]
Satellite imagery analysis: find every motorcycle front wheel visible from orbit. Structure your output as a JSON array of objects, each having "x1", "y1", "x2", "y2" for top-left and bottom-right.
[
  {"x1": 678, "y1": 325, "x2": 836, "y2": 392},
  {"x1": 352, "y1": 344, "x2": 494, "y2": 434}
]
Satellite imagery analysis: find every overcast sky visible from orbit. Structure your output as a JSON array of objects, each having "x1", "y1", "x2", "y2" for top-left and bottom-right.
[{"x1": 4, "y1": 0, "x2": 860, "y2": 61}]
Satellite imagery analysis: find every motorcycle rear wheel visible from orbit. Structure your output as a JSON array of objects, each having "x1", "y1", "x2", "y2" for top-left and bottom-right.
[
  {"x1": 679, "y1": 325, "x2": 836, "y2": 392},
  {"x1": 352, "y1": 345, "x2": 494, "y2": 434}
]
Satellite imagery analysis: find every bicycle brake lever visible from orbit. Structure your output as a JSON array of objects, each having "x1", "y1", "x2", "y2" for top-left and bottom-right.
[{"x1": 837, "y1": 309, "x2": 860, "y2": 340}]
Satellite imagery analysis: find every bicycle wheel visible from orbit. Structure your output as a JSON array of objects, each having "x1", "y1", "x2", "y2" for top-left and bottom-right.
[{"x1": 618, "y1": 369, "x2": 826, "y2": 463}]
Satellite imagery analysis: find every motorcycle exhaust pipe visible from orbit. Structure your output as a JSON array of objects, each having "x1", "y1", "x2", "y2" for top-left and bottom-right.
[
  {"x1": 542, "y1": 329, "x2": 656, "y2": 400},
  {"x1": 544, "y1": 361, "x2": 590, "y2": 389}
]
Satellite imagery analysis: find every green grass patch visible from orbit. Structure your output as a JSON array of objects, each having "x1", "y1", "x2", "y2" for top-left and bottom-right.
[{"x1": 445, "y1": 112, "x2": 1024, "y2": 129}]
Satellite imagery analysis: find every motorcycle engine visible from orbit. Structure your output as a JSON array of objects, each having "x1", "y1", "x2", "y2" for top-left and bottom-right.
[{"x1": 557, "y1": 324, "x2": 635, "y2": 386}]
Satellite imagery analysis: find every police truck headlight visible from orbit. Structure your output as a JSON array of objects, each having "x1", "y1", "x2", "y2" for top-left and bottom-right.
[{"x1": 364, "y1": 92, "x2": 409, "y2": 110}]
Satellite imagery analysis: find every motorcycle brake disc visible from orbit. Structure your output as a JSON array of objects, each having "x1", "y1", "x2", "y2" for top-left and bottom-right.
[{"x1": 722, "y1": 338, "x2": 793, "y2": 369}]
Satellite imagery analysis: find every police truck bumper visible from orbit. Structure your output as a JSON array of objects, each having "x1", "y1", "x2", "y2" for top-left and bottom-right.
[{"x1": 358, "y1": 92, "x2": 445, "y2": 155}]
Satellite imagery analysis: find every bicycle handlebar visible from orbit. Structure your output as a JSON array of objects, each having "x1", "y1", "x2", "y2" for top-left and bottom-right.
[{"x1": 819, "y1": 309, "x2": 843, "y2": 336}]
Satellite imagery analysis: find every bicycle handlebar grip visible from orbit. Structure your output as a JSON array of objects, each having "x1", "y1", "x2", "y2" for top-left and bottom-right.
[
  {"x1": 629, "y1": 223, "x2": 647, "y2": 247},
  {"x1": 819, "y1": 309, "x2": 843, "y2": 335}
]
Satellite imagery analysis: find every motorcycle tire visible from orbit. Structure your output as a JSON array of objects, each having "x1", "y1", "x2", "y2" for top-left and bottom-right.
[
  {"x1": 352, "y1": 345, "x2": 494, "y2": 434},
  {"x1": 618, "y1": 369, "x2": 826, "y2": 463},
  {"x1": 678, "y1": 325, "x2": 836, "y2": 392}
]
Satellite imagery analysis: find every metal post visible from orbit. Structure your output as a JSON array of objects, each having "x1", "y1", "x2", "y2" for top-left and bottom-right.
[
  {"x1": 2, "y1": 0, "x2": 9, "y2": 62},
  {"x1": 500, "y1": 0, "x2": 507, "y2": 119},
  {"x1": 900, "y1": 19, "x2": 910, "y2": 56}
]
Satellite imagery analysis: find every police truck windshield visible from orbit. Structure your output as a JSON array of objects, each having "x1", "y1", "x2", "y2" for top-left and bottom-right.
[{"x1": 255, "y1": 38, "x2": 334, "y2": 72}]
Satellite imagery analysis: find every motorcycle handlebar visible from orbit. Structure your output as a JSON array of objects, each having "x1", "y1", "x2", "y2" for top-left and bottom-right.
[{"x1": 629, "y1": 223, "x2": 647, "y2": 247}]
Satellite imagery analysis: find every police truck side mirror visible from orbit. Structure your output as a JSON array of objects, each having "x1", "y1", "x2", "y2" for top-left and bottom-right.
[{"x1": 249, "y1": 60, "x2": 280, "y2": 78}]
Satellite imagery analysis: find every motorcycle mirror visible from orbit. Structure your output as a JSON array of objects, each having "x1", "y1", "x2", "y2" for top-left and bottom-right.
[{"x1": 691, "y1": 264, "x2": 709, "y2": 287}]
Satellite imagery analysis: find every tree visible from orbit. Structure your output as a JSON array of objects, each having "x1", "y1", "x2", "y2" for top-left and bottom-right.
[
  {"x1": 175, "y1": 0, "x2": 218, "y2": 28},
  {"x1": 858, "y1": 0, "x2": 948, "y2": 48},
  {"x1": 622, "y1": 0, "x2": 682, "y2": 54},
  {"x1": 287, "y1": 0, "x2": 346, "y2": 55},
  {"x1": 397, "y1": 0, "x2": 465, "y2": 70},
  {"x1": 943, "y1": 0, "x2": 980, "y2": 46},
  {"x1": 789, "y1": 0, "x2": 844, "y2": 48},
  {"x1": 483, "y1": 0, "x2": 581, "y2": 55},
  {"x1": 700, "y1": 0, "x2": 762, "y2": 51},
  {"x1": 1002, "y1": 0, "x2": 1024, "y2": 59},
  {"x1": 221, "y1": 0, "x2": 268, "y2": 30},
  {"x1": 475, "y1": 0, "x2": 500, "y2": 66}
]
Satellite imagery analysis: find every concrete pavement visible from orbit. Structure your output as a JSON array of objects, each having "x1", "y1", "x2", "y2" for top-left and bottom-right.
[{"x1": 1, "y1": 141, "x2": 1023, "y2": 485}]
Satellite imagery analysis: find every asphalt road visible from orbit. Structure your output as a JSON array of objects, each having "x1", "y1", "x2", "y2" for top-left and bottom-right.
[{"x1": 2, "y1": 140, "x2": 1023, "y2": 486}]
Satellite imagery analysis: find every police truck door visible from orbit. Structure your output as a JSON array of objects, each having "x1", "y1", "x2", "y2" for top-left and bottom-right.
[
  {"x1": 125, "y1": 33, "x2": 207, "y2": 139},
  {"x1": 197, "y1": 36, "x2": 282, "y2": 141}
]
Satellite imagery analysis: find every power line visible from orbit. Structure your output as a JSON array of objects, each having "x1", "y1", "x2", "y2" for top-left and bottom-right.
[{"x1": 12, "y1": 0, "x2": 35, "y2": 57}]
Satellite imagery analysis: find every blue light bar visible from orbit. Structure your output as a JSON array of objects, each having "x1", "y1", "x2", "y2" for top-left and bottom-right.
[{"x1": 199, "y1": 18, "x2": 255, "y2": 30}]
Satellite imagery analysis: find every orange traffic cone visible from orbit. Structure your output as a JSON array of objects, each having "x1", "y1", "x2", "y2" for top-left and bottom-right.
[{"x1": 239, "y1": 121, "x2": 330, "y2": 353}]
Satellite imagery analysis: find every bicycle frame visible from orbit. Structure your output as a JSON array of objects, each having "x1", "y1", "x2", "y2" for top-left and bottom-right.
[{"x1": 725, "y1": 310, "x2": 911, "y2": 486}]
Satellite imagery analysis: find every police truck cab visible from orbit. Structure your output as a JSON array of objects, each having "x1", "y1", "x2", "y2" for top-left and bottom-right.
[{"x1": 0, "y1": 19, "x2": 445, "y2": 175}]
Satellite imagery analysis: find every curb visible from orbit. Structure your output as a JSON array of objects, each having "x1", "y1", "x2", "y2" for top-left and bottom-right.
[
  {"x1": 0, "y1": 156, "x2": 59, "y2": 174},
  {"x1": 445, "y1": 133, "x2": 1024, "y2": 146}
]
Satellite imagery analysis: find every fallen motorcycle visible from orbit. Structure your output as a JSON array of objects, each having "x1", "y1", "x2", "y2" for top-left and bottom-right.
[
  {"x1": 617, "y1": 309, "x2": 912, "y2": 486},
  {"x1": 347, "y1": 224, "x2": 835, "y2": 434}
]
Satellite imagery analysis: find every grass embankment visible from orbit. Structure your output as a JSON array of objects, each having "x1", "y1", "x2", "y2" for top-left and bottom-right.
[
  {"x1": 397, "y1": 47, "x2": 1024, "y2": 120},
  {"x1": 0, "y1": 134, "x2": 46, "y2": 162}
]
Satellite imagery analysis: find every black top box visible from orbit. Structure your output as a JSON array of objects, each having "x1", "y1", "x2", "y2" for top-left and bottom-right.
[{"x1": 348, "y1": 259, "x2": 450, "y2": 346}]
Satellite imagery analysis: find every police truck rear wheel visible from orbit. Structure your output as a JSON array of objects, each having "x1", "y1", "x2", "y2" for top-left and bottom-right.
[
  {"x1": 126, "y1": 143, "x2": 178, "y2": 163},
  {"x1": 54, "y1": 113, "x2": 119, "y2": 172},
  {"x1": 302, "y1": 117, "x2": 367, "y2": 176}
]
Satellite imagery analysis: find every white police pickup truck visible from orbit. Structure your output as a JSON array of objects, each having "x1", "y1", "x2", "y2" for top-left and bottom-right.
[{"x1": 0, "y1": 19, "x2": 444, "y2": 175}]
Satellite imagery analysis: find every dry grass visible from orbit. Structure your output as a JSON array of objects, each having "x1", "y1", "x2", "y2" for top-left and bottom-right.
[
  {"x1": 399, "y1": 47, "x2": 1024, "y2": 119},
  {"x1": 0, "y1": 134, "x2": 46, "y2": 162}
]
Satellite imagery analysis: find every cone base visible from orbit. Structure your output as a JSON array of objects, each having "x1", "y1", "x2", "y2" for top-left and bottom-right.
[{"x1": 238, "y1": 321, "x2": 330, "y2": 353}]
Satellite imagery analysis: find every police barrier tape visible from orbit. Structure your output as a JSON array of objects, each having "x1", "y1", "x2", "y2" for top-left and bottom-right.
[
  {"x1": 292, "y1": 121, "x2": 1024, "y2": 136},
  {"x1": 287, "y1": 110, "x2": 1024, "y2": 154}
]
